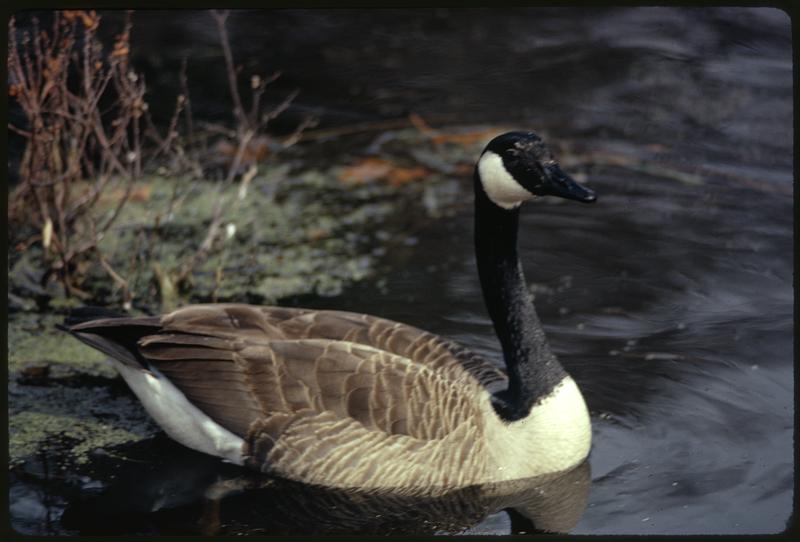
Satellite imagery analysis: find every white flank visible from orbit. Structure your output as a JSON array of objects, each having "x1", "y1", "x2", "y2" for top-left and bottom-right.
[
  {"x1": 111, "y1": 360, "x2": 245, "y2": 465},
  {"x1": 483, "y1": 375, "x2": 592, "y2": 481},
  {"x1": 477, "y1": 151, "x2": 535, "y2": 209}
]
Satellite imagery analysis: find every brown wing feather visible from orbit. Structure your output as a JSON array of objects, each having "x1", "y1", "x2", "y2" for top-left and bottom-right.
[
  {"x1": 148, "y1": 303, "x2": 505, "y2": 388},
  {"x1": 259, "y1": 307, "x2": 507, "y2": 388}
]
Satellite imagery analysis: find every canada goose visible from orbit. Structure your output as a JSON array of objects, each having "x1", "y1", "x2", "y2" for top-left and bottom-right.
[{"x1": 63, "y1": 131, "x2": 596, "y2": 494}]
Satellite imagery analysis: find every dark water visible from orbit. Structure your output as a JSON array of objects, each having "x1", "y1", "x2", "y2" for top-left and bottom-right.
[
  {"x1": 10, "y1": 7, "x2": 793, "y2": 535},
  {"x1": 320, "y1": 169, "x2": 794, "y2": 535}
]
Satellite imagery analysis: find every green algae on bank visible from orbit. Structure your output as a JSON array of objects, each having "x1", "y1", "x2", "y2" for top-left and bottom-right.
[
  {"x1": 8, "y1": 312, "x2": 158, "y2": 467},
  {"x1": 8, "y1": 411, "x2": 155, "y2": 468},
  {"x1": 8, "y1": 313, "x2": 113, "y2": 378},
  {"x1": 8, "y1": 377, "x2": 157, "y2": 468}
]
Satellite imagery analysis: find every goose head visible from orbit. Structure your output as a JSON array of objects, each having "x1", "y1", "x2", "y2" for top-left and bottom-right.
[{"x1": 477, "y1": 131, "x2": 595, "y2": 209}]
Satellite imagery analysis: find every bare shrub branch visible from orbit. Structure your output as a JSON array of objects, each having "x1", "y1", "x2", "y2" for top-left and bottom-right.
[
  {"x1": 9, "y1": 9, "x2": 316, "y2": 309},
  {"x1": 172, "y1": 11, "x2": 313, "y2": 288},
  {"x1": 8, "y1": 10, "x2": 145, "y2": 302}
]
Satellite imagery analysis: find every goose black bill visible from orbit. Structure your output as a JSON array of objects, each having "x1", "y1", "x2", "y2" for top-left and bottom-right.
[{"x1": 541, "y1": 165, "x2": 596, "y2": 203}]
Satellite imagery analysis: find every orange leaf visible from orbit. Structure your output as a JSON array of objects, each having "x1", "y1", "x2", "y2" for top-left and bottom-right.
[
  {"x1": 102, "y1": 185, "x2": 151, "y2": 204},
  {"x1": 213, "y1": 136, "x2": 272, "y2": 167},
  {"x1": 307, "y1": 228, "x2": 330, "y2": 241},
  {"x1": 338, "y1": 158, "x2": 393, "y2": 186},
  {"x1": 130, "y1": 185, "x2": 152, "y2": 203},
  {"x1": 409, "y1": 112, "x2": 437, "y2": 138},
  {"x1": 81, "y1": 11, "x2": 99, "y2": 30},
  {"x1": 387, "y1": 165, "x2": 429, "y2": 187}
]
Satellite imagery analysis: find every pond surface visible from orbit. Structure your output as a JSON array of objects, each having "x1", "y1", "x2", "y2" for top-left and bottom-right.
[
  {"x1": 10, "y1": 7, "x2": 793, "y2": 535},
  {"x1": 318, "y1": 162, "x2": 793, "y2": 535}
]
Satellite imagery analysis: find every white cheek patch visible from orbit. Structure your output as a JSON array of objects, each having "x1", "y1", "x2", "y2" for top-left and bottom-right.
[{"x1": 478, "y1": 151, "x2": 535, "y2": 209}]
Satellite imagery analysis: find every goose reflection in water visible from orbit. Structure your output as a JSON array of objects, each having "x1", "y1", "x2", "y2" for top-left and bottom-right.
[{"x1": 61, "y1": 441, "x2": 590, "y2": 535}]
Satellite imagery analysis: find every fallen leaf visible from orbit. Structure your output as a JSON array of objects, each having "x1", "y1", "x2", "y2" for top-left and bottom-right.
[
  {"x1": 214, "y1": 136, "x2": 273, "y2": 167},
  {"x1": 387, "y1": 165, "x2": 429, "y2": 187},
  {"x1": 307, "y1": 228, "x2": 330, "y2": 241},
  {"x1": 338, "y1": 157, "x2": 393, "y2": 186},
  {"x1": 409, "y1": 112, "x2": 438, "y2": 138},
  {"x1": 19, "y1": 364, "x2": 51, "y2": 383},
  {"x1": 130, "y1": 185, "x2": 152, "y2": 202},
  {"x1": 102, "y1": 184, "x2": 152, "y2": 204}
]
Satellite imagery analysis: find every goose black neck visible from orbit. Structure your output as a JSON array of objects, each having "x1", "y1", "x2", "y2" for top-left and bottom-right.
[{"x1": 474, "y1": 169, "x2": 566, "y2": 421}]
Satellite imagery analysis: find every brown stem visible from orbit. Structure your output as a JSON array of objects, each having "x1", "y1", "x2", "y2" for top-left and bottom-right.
[{"x1": 211, "y1": 10, "x2": 248, "y2": 133}]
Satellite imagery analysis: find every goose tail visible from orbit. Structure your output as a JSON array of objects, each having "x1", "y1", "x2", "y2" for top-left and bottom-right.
[
  {"x1": 58, "y1": 306, "x2": 161, "y2": 370},
  {"x1": 59, "y1": 306, "x2": 130, "y2": 328}
]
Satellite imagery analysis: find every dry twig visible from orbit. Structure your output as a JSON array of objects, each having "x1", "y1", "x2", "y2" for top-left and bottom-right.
[
  {"x1": 8, "y1": 11, "x2": 145, "y2": 300},
  {"x1": 173, "y1": 10, "x2": 311, "y2": 287}
]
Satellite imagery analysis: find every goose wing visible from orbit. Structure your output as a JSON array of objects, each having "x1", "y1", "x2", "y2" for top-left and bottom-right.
[
  {"x1": 67, "y1": 304, "x2": 502, "y2": 488},
  {"x1": 140, "y1": 304, "x2": 505, "y2": 434}
]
